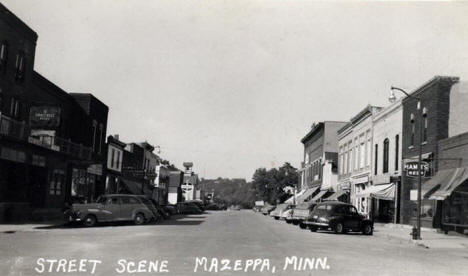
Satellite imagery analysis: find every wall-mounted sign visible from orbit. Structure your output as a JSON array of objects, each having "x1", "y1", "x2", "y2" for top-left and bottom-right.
[
  {"x1": 405, "y1": 161, "x2": 430, "y2": 177},
  {"x1": 29, "y1": 106, "x2": 61, "y2": 128}
]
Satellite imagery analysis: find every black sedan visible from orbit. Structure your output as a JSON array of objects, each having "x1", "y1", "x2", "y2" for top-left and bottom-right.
[{"x1": 305, "y1": 201, "x2": 373, "y2": 235}]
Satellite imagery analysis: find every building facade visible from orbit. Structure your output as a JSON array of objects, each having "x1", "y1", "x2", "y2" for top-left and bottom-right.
[
  {"x1": 105, "y1": 135, "x2": 125, "y2": 194},
  {"x1": 400, "y1": 76, "x2": 468, "y2": 228},
  {"x1": 338, "y1": 105, "x2": 382, "y2": 216},
  {"x1": 368, "y1": 99, "x2": 403, "y2": 223},
  {"x1": 299, "y1": 121, "x2": 347, "y2": 203}
]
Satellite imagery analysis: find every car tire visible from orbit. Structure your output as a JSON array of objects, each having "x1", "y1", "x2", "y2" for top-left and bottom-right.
[
  {"x1": 299, "y1": 223, "x2": 307, "y2": 229},
  {"x1": 333, "y1": 222, "x2": 344, "y2": 234},
  {"x1": 362, "y1": 224, "x2": 373, "y2": 235},
  {"x1": 83, "y1": 215, "x2": 97, "y2": 227},
  {"x1": 292, "y1": 221, "x2": 299, "y2": 225},
  {"x1": 286, "y1": 220, "x2": 291, "y2": 224},
  {"x1": 310, "y1": 226, "x2": 317, "y2": 232},
  {"x1": 134, "y1": 213, "x2": 146, "y2": 225},
  {"x1": 274, "y1": 217, "x2": 279, "y2": 220}
]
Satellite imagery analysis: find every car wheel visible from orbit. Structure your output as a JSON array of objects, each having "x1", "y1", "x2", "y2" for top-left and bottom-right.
[
  {"x1": 333, "y1": 222, "x2": 344, "y2": 234},
  {"x1": 299, "y1": 223, "x2": 307, "y2": 229},
  {"x1": 134, "y1": 213, "x2": 146, "y2": 225},
  {"x1": 286, "y1": 220, "x2": 291, "y2": 224},
  {"x1": 362, "y1": 224, "x2": 373, "y2": 235},
  {"x1": 274, "y1": 217, "x2": 279, "y2": 220},
  {"x1": 310, "y1": 226, "x2": 317, "y2": 232},
  {"x1": 83, "y1": 215, "x2": 97, "y2": 227},
  {"x1": 292, "y1": 221, "x2": 299, "y2": 225}
]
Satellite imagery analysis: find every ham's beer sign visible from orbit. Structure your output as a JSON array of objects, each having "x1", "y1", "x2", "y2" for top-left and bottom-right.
[
  {"x1": 29, "y1": 106, "x2": 61, "y2": 128},
  {"x1": 405, "y1": 161, "x2": 430, "y2": 177}
]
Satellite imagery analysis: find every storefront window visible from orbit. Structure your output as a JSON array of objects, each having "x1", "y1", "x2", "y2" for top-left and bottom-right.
[{"x1": 443, "y1": 190, "x2": 468, "y2": 226}]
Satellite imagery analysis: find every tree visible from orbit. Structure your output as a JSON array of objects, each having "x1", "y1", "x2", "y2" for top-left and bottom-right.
[{"x1": 251, "y1": 163, "x2": 299, "y2": 205}]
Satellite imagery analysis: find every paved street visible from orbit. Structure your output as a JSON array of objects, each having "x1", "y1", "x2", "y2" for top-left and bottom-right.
[{"x1": 1, "y1": 210, "x2": 467, "y2": 276}]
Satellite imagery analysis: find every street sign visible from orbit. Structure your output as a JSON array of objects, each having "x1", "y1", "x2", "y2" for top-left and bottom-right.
[{"x1": 405, "y1": 161, "x2": 430, "y2": 177}]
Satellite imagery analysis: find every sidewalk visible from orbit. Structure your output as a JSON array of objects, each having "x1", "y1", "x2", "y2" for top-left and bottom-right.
[
  {"x1": 374, "y1": 223, "x2": 468, "y2": 249},
  {"x1": 0, "y1": 220, "x2": 64, "y2": 233}
]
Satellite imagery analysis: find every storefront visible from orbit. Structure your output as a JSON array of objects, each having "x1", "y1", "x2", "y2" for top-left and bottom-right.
[
  {"x1": 351, "y1": 175, "x2": 371, "y2": 216},
  {"x1": 422, "y1": 167, "x2": 468, "y2": 233}
]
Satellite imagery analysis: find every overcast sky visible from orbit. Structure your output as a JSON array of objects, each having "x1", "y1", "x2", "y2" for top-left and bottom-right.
[{"x1": 4, "y1": 0, "x2": 468, "y2": 180}]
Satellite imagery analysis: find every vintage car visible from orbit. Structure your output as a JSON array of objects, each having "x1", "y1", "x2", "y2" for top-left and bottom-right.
[
  {"x1": 269, "y1": 203, "x2": 295, "y2": 220},
  {"x1": 185, "y1": 200, "x2": 205, "y2": 211},
  {"x1": 261, "y1": 204, "x2": 276, "y2": 215},
  {"x1": 176, "y1": 202, "x2": 203, "y2": 214},
  {"x1": 305, "y1": 201, "x2": 374, "y2": 235},
  {"x1": 64, "y1": 194, "x2": 158, "y2": 227},
  {"x1": 280, "y1": 205, "x2": 296, "y2": 222},
  {"x1": 290, "y1": 201, "x2": 317, "y2": 229}
]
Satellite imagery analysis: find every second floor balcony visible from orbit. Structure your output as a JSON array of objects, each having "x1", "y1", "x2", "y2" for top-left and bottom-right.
[
  {"x1": 28, "y1": 134, "x2": 92, "y2": 160},
  {"x1": 0, "y1": 113, "x2": 27, "y2": 140}
]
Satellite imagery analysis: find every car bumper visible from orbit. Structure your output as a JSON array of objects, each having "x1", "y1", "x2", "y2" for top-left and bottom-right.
[{"x1": 306, "y1": 221, "x2": 330, "y2": 227}]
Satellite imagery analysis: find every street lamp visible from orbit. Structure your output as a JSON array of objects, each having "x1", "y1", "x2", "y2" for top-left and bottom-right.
[{"x1": 390, "y1": 86, "x2": 426, "y2": 240}]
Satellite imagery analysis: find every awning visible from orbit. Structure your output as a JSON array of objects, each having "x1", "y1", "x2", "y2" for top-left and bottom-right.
[
  {"x1": 429, "y1": 167, "x2": 468, "y2": 200},
  {"x1": 325, "y1": 190, "x2": 348, "y2": 201},
  {"x1": 418, "y1": 169, "x2": 457, "y2": 199},
  {"x1": 120, "y1": 179, "x2": 146, "y2": 195},
  {"x1": 355, "y1": 183, "x2": 395, "y2": 200},
  {"x1": 297, "y1": 186, "x2": 320, "y2": 203},
  {"x1": 285, "y1": 189, "x2": 305, "y2": 204},
  {"x1": 310, "y1": 190, "x2": 328, "y2": 202}
]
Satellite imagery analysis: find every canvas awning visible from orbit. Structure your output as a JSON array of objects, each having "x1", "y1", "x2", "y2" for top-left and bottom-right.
[
  {"x1": 284, "y1": 189, "x2": 305, "y2": 204},
  {"x1": 297, "y1": 186, "x2": 320, "y2": 203},
  {"x1": 121, "y1": 179, "x2": 146, "y2": 195},
  {"x1": 325, "y1": 190, "x2": 348, "y2": 201},
  {"x1": 355, "y1": 183, "x2": 395, "y2": 200},
  {"x1": 429, "y1": 167, "x2": 468, "y2": 200},
  {"x1": 310, "y1": 190, "x2": 328, "y2": 202},
  {"x1": 419, "y1": 169, "x2": 457, "y2": 199}
]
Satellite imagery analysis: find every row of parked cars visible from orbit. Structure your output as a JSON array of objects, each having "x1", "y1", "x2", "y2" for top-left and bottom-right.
[
  {"x1": 64, "y1": 194, "x2": 214, "y2": 227},
  {"x1": 254, "y1": 200, "x2": 374, "y2": 235}
]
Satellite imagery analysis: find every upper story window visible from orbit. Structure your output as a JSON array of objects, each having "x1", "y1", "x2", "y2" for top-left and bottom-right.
[
  {"x1": 395, "y1": 134, "x2": 399, "y2": 171},
  {"x1": 98, "y1": 123, "x2": 104, "y2": 154},
  {"x1": 410, "y1": 113, "x2": 415, "y2": 147},
  {"x1": 383, "y1": 138, "x2": 389, "y2": 173},
  {"x1": 374, "y1": 144, "x2": 378, "y2": 175},
  {"x1": 14, "y1": 52, "x2": 26, "y2": 82},
  {"x1": 0, "y1": 41, "x2": 8, "y2": 72},
  {"x1": 422, "y1": 108, "x2": 428, "y2": 143},
  {"x1": 9, "y1": 98, "x2": 20, "y2": 118}
]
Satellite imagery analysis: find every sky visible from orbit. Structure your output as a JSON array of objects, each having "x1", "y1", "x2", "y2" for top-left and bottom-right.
[{"x1": 3, "y1": 0, "x2": 468, "y2": 180}]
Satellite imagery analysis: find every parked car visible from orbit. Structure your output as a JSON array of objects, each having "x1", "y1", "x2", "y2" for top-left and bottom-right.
[
  {"x1": 290, "y1": 201, "x2": 317, "y2": 229},
  {"x1": 261, "y1": 205, "x2": 276, "y2": 215},
  {"x1": 205, "y1": 203, "x2": 222, "y2": 210},
  {"x1": 64, "y1": 194, "x2": 158, "y2": 227},
  {"x1": 160, "y1": 204, "x2": 177, "y2": 215},
  {"x1": 229, "y1": 205, "x2": 241, "y2": 211},
  {"x1": 269, "y1": 203, "x2": 295, "y2": 220},
  {"x1": 147, "y1": 198, "x2": 171, "y2": 220},
  {"x1": 281, "y1": 206, "x2": 295, "y2": 222},
  {"x1": 252, "y1": 206, "x2": 263, "y2": 212},
  {"x1": 305, "y1": 201, "x2": 374, "y2": 235},
  {"x1": 186, "y1": 200, "x2": 205, "y2": 211},
  {"x1": 176, "y1": 202, "x2": 203, "y2": 214}
]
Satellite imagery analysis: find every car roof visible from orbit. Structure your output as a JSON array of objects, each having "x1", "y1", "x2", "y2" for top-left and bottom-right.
[{"x1": 317, "y1": 201, "x2": 350, "y2": 206}]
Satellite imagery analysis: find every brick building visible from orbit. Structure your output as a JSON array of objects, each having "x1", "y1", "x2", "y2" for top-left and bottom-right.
[
  {"x1": 299, "y1": 121, "x2": 347, "y2": 203},
  {"x1": 400, "y1": 76, "x2": 467, "y2": 228}
]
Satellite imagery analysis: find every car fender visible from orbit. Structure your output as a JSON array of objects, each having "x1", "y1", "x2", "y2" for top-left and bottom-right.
[
  {"x1": 361, "y1": 219, "x2": 374, "y2": 227},
  {"x1": 132, "y1": 208, "x2": 154, "y2": 220}
]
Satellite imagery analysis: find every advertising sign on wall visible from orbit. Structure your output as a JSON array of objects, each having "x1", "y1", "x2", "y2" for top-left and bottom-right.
[{"x1": 29, "y1": 106, "x2": 61, "y2": 128}]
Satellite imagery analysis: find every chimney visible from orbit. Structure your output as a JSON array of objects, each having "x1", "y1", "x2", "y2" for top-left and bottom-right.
[{"x1": 114, "y1": 134, "x2": 119, "y2": 141}]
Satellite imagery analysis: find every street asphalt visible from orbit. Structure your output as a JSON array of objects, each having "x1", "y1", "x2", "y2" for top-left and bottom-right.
[{"x1": 1, "y1": 210, "x2": 467, "y2": 276}]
